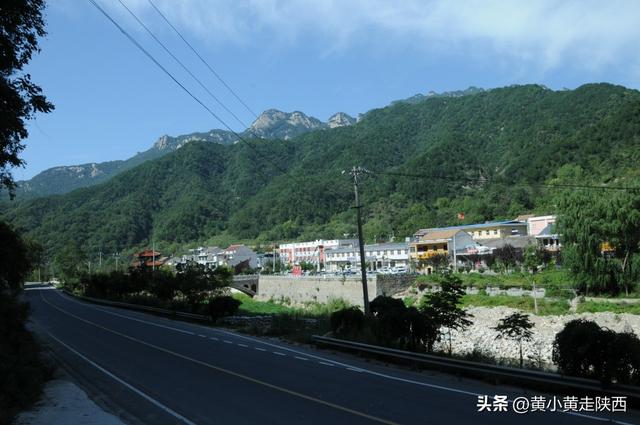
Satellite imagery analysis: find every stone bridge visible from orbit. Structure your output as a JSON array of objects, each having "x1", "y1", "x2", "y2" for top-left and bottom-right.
[{"x1": 230, "y1": 275, "x2": 258, "y2": 297}]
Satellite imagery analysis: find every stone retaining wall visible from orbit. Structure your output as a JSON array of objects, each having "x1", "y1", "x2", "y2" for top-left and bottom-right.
[{"x1": 256, "y1": 275, "x2": 414, "y2": 307}]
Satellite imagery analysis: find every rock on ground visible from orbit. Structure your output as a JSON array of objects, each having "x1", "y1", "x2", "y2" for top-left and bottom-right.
[
  {"x1": 15, "y1": 379, "x2": 125, "y2": 425},
  {"x1": 436, "y1": 307, "x2": 640, "y2": 368}
]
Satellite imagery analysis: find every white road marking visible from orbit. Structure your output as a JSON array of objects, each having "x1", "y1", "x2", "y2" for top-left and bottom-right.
[
  {"x1": 237, "y1": 343, "x2": 248, "y2": 348},
  {"x1": 198, "y1": 334, "x2": 207, "y2": 338},
  {"x1": 294, "y1": 356, "x2": 309, "y2": 361},
  {"x1": 273, "y1": 352, "x2": 286, "y2": 356},
  {"x1": 347, "y1": 367, "x2": 364, "y2": 373},
  {"x1": 319, "y1": 361, "x2": 335, "y2": 367},
  {"x1": 223, "y1": 340, "x2": 233, "y2": 344},
  {"x1": 254, "y1": 347, "x2": 267, "y2": 352},
  {"x1": 209, "y1": 337, "x2": 219, "y2": 341},
  {"x1": 37, "y1": 323, "x2": 197, "y2": 425}
]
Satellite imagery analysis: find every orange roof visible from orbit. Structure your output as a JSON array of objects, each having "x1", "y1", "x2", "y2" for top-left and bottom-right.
[{"x1": 415, "y1": 229, "x2": 461, "y2": 242}]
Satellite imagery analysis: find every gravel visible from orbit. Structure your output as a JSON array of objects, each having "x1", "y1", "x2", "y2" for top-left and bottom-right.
[
  {"x1": 15, "y1": 380, "x2": 125, "y2": 425},
  {"x1": 434, "y1": 307, "x2": 640, "y2": 368}
]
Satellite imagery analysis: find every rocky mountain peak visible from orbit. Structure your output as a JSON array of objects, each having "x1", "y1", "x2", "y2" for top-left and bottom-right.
[{"x1": 327, "y1": 112, "x2": 356, "y2": 128}]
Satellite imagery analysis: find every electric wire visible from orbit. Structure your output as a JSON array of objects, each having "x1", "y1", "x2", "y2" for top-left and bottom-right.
[
  {"x1": 86, "y1": 0, "x2": 287, "y2": 177},
  {"x1": 116, "y1": 0, "x2": 249, "y2": 131},
  {"x1": 147, "y1": 0, "x2": 259, "y2": 119}
]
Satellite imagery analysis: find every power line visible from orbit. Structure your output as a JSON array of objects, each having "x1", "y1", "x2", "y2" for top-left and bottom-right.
[
  {"x1": 146, "y1": 0, "x2": 259, "y2": 119},
  {"x1": 86, "y1": 0, "x2": 287, "y2": 176},
  {"x1": 372, "y1": 170, "x2": 640, "y2": 192},
  {"x1": 116, "y1": 0, "x2": 249, "y2": 130}
]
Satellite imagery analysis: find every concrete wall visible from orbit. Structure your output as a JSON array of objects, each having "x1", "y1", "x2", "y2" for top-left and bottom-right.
[{"x1": 256, "y1": 275, "x2": 415, "y2": 307}]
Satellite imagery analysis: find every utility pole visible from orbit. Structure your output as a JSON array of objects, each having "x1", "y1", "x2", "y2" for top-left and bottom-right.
[
  {"x1": 152, "y1": 241, "x2": 156, "y2": 272},
  {"x1": 113, "y1": 252, "x2": 120, "y2": 272},
  {"x1": 343, "y1": 166, "x2": 370, "y2": 315}
]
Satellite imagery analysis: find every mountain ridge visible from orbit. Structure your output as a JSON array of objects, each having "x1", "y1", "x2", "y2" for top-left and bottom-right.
[
  {"x1": 12, "y1": 108, "x2": 357, "y2": 199},
  {"x1": 3, "y1": 83, "x2": 639, "y2": 258}
]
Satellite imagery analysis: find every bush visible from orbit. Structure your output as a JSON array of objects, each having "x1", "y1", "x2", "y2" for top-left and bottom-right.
[
  {"x1": 370, "y1": 296, "x2": 410, "y2": 344},
  {"x1": 208, "y1": 296, "x2": 241, "y2": 321},
  {"x1": 552, "y1": 319, "x2": 640, "y2": 384},
  {"x1": 552, "y1": 319, "x2": 607, "y2": 379},
  {"x1": 0, "y1": 294, "x2": 51, "y2": 424},
  {"x1": 330, "y1": 307, "x2": 364, "y2": 337}
]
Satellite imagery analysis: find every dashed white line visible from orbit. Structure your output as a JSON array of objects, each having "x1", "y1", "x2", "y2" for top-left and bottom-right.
[
  {"x1": 209, "y1": 337, "x2": 218, "y2": 341},
  {"x1": 223, "y1": 340, "x2": 233, "y2": 344},
  {"x1": 254, "y1": 347, "x2": 267, "y2": 352},
  {"x1": 319, "y1": 361, "x2": 335, "y2": 367},
  {"x1": 198, "y1": 334, "x2": 207, "y2": 338},
  {"x1": 273, "y1": 351, "x2": 286, "y2": 356},
  {"x1": 294, "y1": 356, "x2": 309, "y2": 361},
  {"x1": 347, "y1": 367, "x2": 364, "y2": 373},
  {"x1": 237, "y1": 343, "x2": 248, "y2": 348}
]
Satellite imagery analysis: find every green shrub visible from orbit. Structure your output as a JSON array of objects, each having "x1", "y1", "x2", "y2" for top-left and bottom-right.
[
  {"x1": 552, "y1": 319, "x2": 640, "y2": 384},
  {"x1": 0, "y1": 294, "x2": 51, "y2": 424},
  {"x1": 208, "y1": 296, "x2": 241, "y2": 321},
  {"x1": 330, "y1": 307, "x2": 364, "y2": 337}
]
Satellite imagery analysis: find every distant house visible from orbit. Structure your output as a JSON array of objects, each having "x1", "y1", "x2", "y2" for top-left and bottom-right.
[
  {"x1": 278, "y1": 239, "x2": 357, "y2": 269},
  {"x1": 410, "y1": 229, "x2": 475, "y2": 274},
  {"x1": 324, "y1": 242, "x2": 410, "y2": 272},
  {"x1": 133, "y1": 249, "x2": 167, "y2": 269},
  {"x1": 526, "y1": 215, "x2": 556, "y2": 236},
  {"x1": 535, "y1": 223, "x2": 561, "y2": 252},
  {"x1": 219, "y1": 245, "x2": 259, "y2": 271},
  {"x1": 414, "y1": 220, "x2": 528, "y2": 242},
  {"x1": 194, "y1": 246, "x2": 223, "y2": 269}
]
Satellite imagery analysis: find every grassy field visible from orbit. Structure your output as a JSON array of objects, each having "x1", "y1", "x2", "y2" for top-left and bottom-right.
[
  {"x1": 417, "y1": 268, "x2": 573, "y2": 289},
  {"x1": 233, "y1": 293, "x2": 350, "y2": 317},
  {"x1": 577, "y1": 301, "x2": 640, "y2": 314},
  {"x1": 461, "y1": 294, "x2": 570, "y2": 315}
]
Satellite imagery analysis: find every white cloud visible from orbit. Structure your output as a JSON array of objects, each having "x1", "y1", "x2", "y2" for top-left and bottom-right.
[{"x1": 84, "y1": 0, "x2": 640, "y2": 73}]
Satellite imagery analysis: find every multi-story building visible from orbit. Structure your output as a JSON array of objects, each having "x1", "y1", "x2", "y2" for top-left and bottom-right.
[
  {"x1": 526, "y1": 215, "x2": 556, "y2": 236},
  {"x1": 324, "y1": 242, "x2": 410, "y2": 272},
  {"x1": 278, "y1": 239, "x2": 357, "y2": 269},
  {"x1": 414, "y1": 220, "x2": 528, "y2": 242},
  {"x1": 410, "y1": 229, "x2": 476, "y2": 273}
]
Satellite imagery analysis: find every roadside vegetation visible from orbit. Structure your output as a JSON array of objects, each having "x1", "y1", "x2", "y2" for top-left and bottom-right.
[{"x1": 0, "y1": 222, "x2": 52, "y2": 425}]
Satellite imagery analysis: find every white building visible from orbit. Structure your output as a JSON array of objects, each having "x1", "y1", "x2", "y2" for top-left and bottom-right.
[
  {"x1": 324, "y1": 242, "x2": 410, "y2": 272},
  {"x1": 278, "y1": 239, "x2": 357, "y2": 269},
  {"x1": 526, "y1": 215, "x2": 556, "y2": 236}
]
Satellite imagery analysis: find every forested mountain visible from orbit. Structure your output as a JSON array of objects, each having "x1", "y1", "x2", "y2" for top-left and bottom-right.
[
  {"x1": 2, "y1": 83, "x2": 639, "y2": 258},
  {"x1": 11, "y1": 109, "x2": 355, "y2": 199}
]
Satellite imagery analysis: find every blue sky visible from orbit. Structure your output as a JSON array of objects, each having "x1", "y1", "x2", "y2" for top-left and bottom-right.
[{"x1": 17, "y1": 0, "x2": 640, "y2": 180}]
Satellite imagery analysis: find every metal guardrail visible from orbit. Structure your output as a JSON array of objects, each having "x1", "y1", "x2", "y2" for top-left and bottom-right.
[
  {"x1": 62, "y1": 290, "x2": 210, "y2": 322},
  {"x1": 312, "y1": 335, "x2": 640, "y2": 399}
]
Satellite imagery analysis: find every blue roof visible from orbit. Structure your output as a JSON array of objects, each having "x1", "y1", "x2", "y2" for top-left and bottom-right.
[{"x1": 420, "y1": 220, "x2": 526, "y2": 233}]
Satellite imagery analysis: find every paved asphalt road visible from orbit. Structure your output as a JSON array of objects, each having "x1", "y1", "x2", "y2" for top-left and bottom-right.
[{"x1": 25, "y1": 283, "x2": 639, "y2": 425}]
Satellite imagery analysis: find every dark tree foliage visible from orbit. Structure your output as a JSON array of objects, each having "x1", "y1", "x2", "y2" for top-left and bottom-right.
[
  {"x1": 552, "y1": 319, "x2": 640, "y2": 384},
  {"x1": 208, "y1": 296, "x2": 241, "y2": 321},
  {"x1": 0, "y1": 0, "x2": 54, "y2": 195},
  {"x1": 330, "y1": 306, "x2": 365, "y2": 337},
  {"x1": 0, "y1": 221, "x2": 32, "y2": 293}
]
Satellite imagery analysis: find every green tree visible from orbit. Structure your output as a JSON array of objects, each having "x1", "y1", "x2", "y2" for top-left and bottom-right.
[
  {"x1": 419, "y1": 272, "x2": 472, "y2": 355},
  {"x1": 0, "y1": 221, "x2": 33, "y2": 294},
  {"x1": 493, "y1": 312, "x2": 534, "y2": 368},
  {"x1": 1, "y1": 0, "x2": 54, "y2": 196},
  {"x1": 53, "y1": 241, "x2": 86, "y2": 284},
  {"x1": 558, "y1": 186, "x2": 640, "y2": 295}
]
